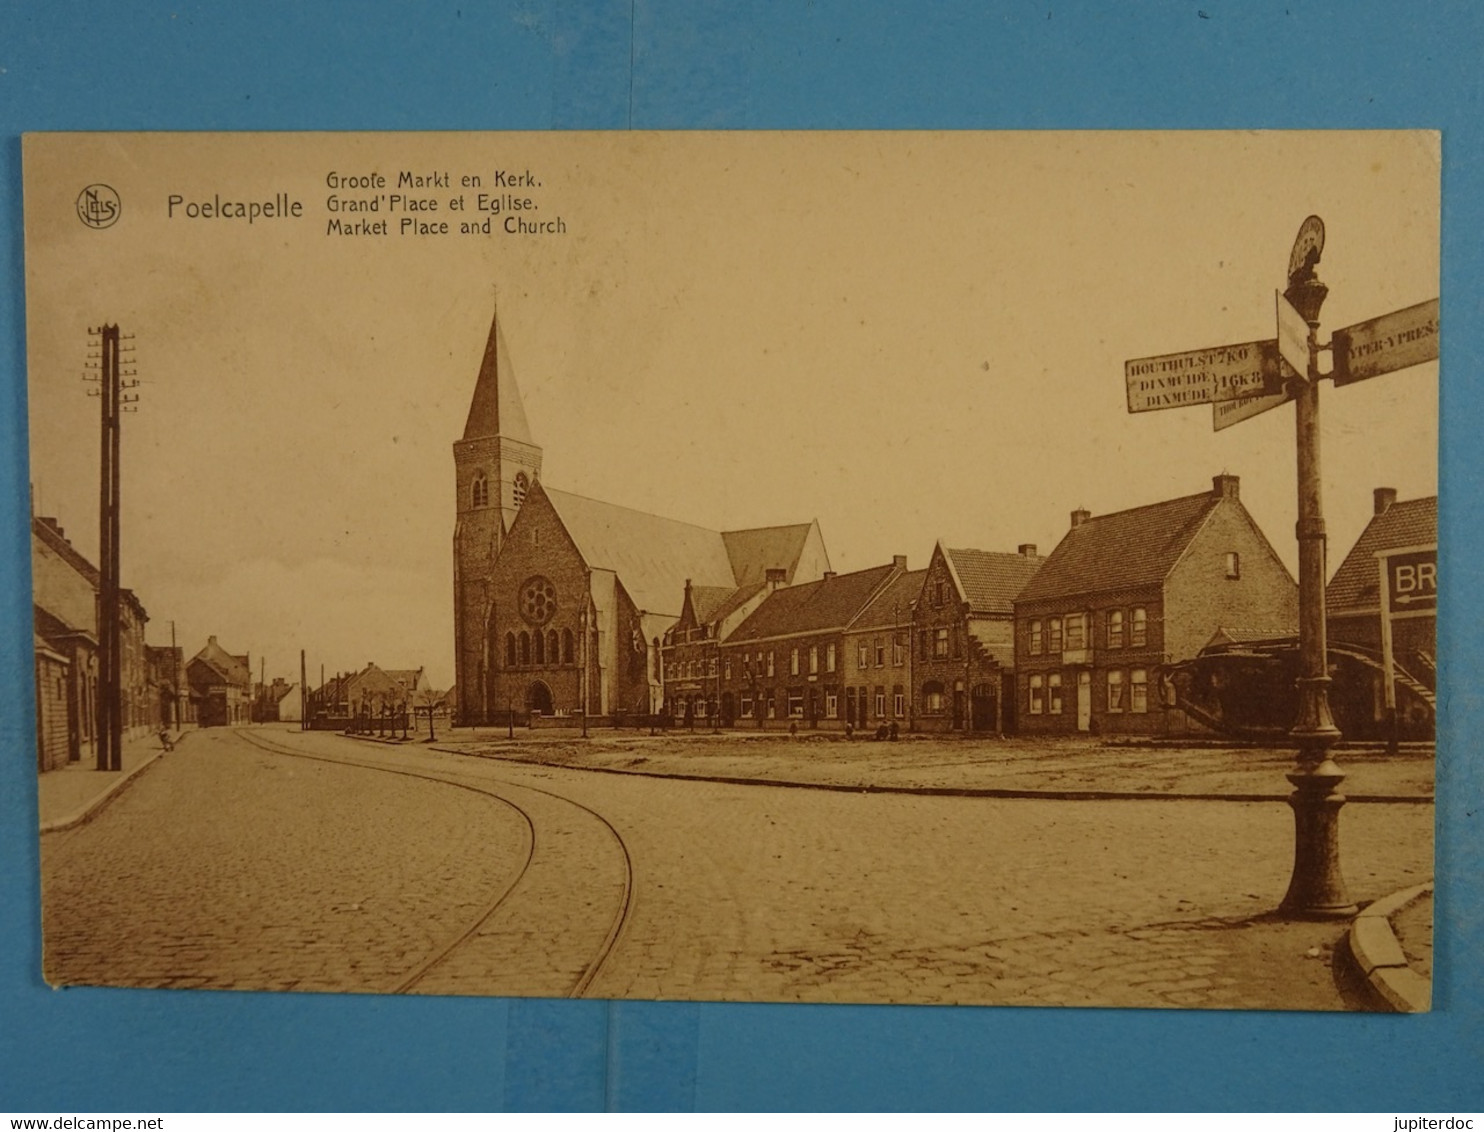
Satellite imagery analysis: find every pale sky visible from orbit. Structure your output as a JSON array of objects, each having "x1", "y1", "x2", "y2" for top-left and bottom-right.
[{"x1": 23, "y1": 132, "x2": 1440, "y2": 690}]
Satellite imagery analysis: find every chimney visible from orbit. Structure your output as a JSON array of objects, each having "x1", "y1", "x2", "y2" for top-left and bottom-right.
[
  {"x1": 208, "y1": 635, "x2": 217, "y2": 645},
  {"x1": 1374, "y1": 487, "x2": 1397, "y2": 516},
  {"x1": 892, "y1": 555, "x2": 907, "y2": 569},
  {"x1": 1070, "y1": 508, "x2": 1091, "y2": 529},
  {"x1": 1018, "y1": 543, "x2": 1037, "y2": 558},
  {"x1": 765, "y1": 567, "x2": 787, "y2": 587},
  {"x1": 822, "y1": 571, "x2": 838, "y2": 582},
  {"x1": 1212, "y1": 473, "x2": 1240, "y2": 500}
]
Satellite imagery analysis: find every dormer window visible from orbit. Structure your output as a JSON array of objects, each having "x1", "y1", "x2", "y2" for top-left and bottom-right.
[
  {"x1": 471, "y1": 472, "x2": 489, "y2": 509},
  {"x1": 513, "y1": 471, "x2": 529, "y2": 509},
  {"x1": 1225, "y1": 552, "x2": 1241, "y2": 579}
]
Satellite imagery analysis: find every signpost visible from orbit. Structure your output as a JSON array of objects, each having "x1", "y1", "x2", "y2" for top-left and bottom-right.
[
  {"x1": 1126, "y1": 215, "x2": 1439, "y2": 920},
  {"x1": 1376, "y1": 543, "x2": 1438, "y2": 753}
]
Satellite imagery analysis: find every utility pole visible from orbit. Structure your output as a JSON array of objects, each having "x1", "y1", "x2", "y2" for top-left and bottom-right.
[
  {"x1": 84, "y1": 323, "x2": 137, "y2": 772},
  {"x1": 300, "y1": 649, "x2": 308, "y2": 732},
  {"x1": 170, "y1": 619, "x2": 182, "y2": 732}
]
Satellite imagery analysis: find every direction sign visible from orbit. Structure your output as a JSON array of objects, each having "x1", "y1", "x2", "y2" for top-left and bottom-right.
[
  {"x1": 1125, "y1": 338, "x2": 1284, "y2": 414},
  {"x1": 1380, "y1": 546, "x2": 1437, "y2": 617},
  {"x1": 1332, "y1": 298, "x2": 1439, "y2": 387},
  {"x1": 1213, "y1": 383, "x2": 1291, "y2": 431},
  {"x1": 1276, "y1": 289, "x2": 1311, "y2": 380}
]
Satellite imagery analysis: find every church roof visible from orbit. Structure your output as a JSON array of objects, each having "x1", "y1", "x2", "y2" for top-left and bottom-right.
[
  {"x1": 462, "y1": 306, "x2": 534, "y2": 443},
  {"x1": 543, "y1": 487, "x2": 738, "y2": 616},
  {"x1": 722, "y1": 524, "x2": 821, "y2": 586},
  {"x1": 1327, "y1": 495, "x2": 1437, "y2": 614}
]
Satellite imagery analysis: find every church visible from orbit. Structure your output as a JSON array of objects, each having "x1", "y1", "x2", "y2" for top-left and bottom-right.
[{"x1": 452, "y1": 308, "x2": 830, "y2": 725}]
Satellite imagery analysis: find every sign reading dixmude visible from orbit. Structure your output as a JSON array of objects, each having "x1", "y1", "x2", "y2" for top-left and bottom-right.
[
  {"x1": 1332, "y1": 298, "x2": 1440, "y2": 387},
  {"x1": 1124, "y1": 338, "x2": 1283, "y2": 413}
]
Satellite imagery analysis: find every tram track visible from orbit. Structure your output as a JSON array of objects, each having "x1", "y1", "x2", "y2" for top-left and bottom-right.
[{"x1": 236, "y1": 729, "x2": 633, "y2": 998}]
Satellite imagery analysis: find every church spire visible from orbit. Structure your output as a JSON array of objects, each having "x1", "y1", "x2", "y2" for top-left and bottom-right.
[{"x1": 462, "y1": 304, "x2": 534, "y2": 444}]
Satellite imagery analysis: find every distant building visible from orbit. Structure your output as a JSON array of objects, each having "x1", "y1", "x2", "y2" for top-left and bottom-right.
[
  {"x1": 914, "y1": 543, "x2": 1043, "y2": 733},
  {"x1": 313, "y1": 664, "x2": 426, "y2": 719},
  {"x1": 187, "y1": 636, "x2": 253, "y2": 727},
  {"x1": 255, "y1": 678, "x2": 301, "y2": 723},
  {"x1": 661, "y1": 574, "x2": 781, "y2": 724},
  {"x1": 1014, "y1": 474, "x2": 1297, "y2": 736},
  {"x1": 145, "y1": 644, "x2": 189, "y2": 727},
  {"x1": 1326, "y1": 488, "x2": 1437, "y2": 739}
]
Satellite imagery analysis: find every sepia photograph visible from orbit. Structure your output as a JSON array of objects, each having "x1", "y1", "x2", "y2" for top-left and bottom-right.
[{"x1": 24, "y1": 129, "x2": 1438, "y2": 1011}]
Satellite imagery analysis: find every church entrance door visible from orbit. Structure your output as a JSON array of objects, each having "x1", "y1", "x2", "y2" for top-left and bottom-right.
[{"x1": 527, "y1": 680, "x2": 553, "y2": 716}]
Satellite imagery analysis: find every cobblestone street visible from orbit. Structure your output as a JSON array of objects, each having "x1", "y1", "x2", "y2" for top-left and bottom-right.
[{"x1": 40, "y1": 727, "x2": 1433, "y2": 1009}]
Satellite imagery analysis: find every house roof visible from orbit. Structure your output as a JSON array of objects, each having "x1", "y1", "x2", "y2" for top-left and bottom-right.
[
  {"x1": 1327, "y1": 496, "x2": 1437, "y2": 614},
  {"x1": 462, "y1": 305, "x2": 534, "y2": 444},
  {"x1": 722, "y1": 524, "x2": 822, "y2": 586},
  {"x1": 32, "y1": 516, "x2": 100, "y2": 586},
  {"x1": 728, "y1": 564, "x2": 899, "y2": 644},
  {"x1": 189, "y1": 636, "x2": 251, "y2": 687},
  {"x1": 688, "y1": 585, "x2": 738, "y2": 626},
  {"x1": 944, "y1": 547, "x2": 1044, "y2": 614},
  {"x1": 1015, "y1": 491, "x2": 1222, "y2": 603},
  {"x1": 851, "y1": 569, "x2": 927, "y2": 631}
]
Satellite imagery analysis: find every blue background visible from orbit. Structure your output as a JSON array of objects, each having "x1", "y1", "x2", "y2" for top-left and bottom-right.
[{"x1": 2, "y1": 0, "x2": 1480, "y2": 1112}]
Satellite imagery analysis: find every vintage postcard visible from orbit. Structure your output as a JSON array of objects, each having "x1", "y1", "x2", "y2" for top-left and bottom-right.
[{"x1": 25, "y1": 131, "x2": 1438, "y2": 1009}]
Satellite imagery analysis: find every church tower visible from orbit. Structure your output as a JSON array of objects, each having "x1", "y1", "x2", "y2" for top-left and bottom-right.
[{"x1": 453, "y1": 306, "x2": 542, "y2": 724}]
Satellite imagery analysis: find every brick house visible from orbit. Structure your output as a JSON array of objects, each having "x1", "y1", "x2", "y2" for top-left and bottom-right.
[
  {"x1": 34, "y1": 635, "x2": 71, "y2": 772},
  {"x1": 719, "y1": 560, "x2": 906, "y2": 730},
  {"x1": 187, "y1": 636, "x2": 253, "y2": 727},
  {"x1": 913, "y1": 542, "x2": 1043, "y2": 733},
  {"x1": 840, "y1": 564, "x2": 924, "y2": 733},
  {"x1": 1325, "y1": 488, "x2": 1436, "y2": 739},
  {"x1": 661, "y1": 574, "x2": 782, "y2": 725},
  {"x1": 1014, "y1": 474, "x2": 1297, "y2": 736}
]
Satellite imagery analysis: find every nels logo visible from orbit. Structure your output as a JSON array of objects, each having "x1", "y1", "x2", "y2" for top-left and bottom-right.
[{"x1": 76, "y1": 183, "x2": 121, "y2": 229}]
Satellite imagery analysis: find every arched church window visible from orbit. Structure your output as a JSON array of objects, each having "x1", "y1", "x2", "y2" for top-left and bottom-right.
[
  {"x1": 505, "y1": 632, "x2": 516, "y2": 667},
  {"x1": 548, "y1": 630, "x2": 560, "y2": 665},
  {"x1": 534, "y1": 630, "x2": 546, "y2": 665},
  {"x1": 471, "y1": 472, "x2": 489, "y2": 509},
  {"x1": 562, "y1": 629, "x2": 574, "y2": 664},
  {"x1": 519, "y1": 631, "x2": 531, "y2": 665},
  {"x1": 513, "y1": 471, "x2": 529, "y2": 509}
]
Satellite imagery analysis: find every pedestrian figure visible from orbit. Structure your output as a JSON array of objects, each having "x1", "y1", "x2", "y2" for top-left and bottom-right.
[
  {"x1": 889, "y1": 721, "x2": 899, "y2": 742},
  {"x1": 158, "y1": 729, "x2": 175, "y2": 752}
]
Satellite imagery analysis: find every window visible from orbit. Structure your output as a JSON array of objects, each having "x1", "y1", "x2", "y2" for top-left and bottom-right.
[
  {"x1": 512, "y1": 471, "x2": 529, "y2": 509},
  {"x1": 924, "y1": 680, "x2": 946, "y2": 714},
  {"x1": 875, "y1": 638, "x2": 886, "y2": 667},
  {"x1": 1131, "y1": 607, "x2": 1147, "y2": 647},
  {"x1": 741, "y1": 694, "x2": 753, "y2": 717},
  {"x1": 547, "y1": 630, "x2": 559, "y2": 665},
  {"x1": 533, "y1": 631, "x2": 545, "y2": 664},
  {"x1": 708, "y1": 656, "x2": 718, "y2": 677},
  {"x1": 826, "y1": 643, "x2": 837, "y2": 673},
  {"x1": 505, "y1": 632, "x2": 517, "y2": 667},
  {"x1": 858, "y1": 641, "x2": 870, "y2": 669},
  {"x1": 696, "y1": 699, "x2": 707, "y2": 718},
  {"x1": 933, "y1": 628, "x2": 949, "y2": 659},
  {"x1": 1048, "y1": 618, "x2": 1063, "y2": 654},
  {"x1": 935, "y1": 581, "x2": 946, "y2": 607},
  {"x1": 893, "y1": 637, "x2": 904, "y2": 666},
  {"x1": 1048, "y1": 672, "x2": 1063, "y2": 714},
  {"x1": 1029, "y1": 620, "x2": 1043, "y2": 655},
  {"x1": 790, "y1": 648, "x2": 800, "y2": 676},
  {"x1": 1029, "y1": 675, "x2": 1044, "y2": 714},
  {"x1": 893, "y1": 688, "x2": 905, "y2": 718},
  {"x1": 951, "y1": 627, "x2": 962, "y2": 659},
  {"x1": 471, "y1": 472, "x2": 489, "y2": 509},
  {"x1": 809, "y1": 646, "x2": 819, "y2": 675},
  {"x1": 563, "y1": 629, "x2": 574, "y2": 664},
  {"x1": 875, "y1": 687, "x2": 886, "y2": 717},
  {"x1": 767, "y1": 693, "x2": 776, "y2": 719},
  {"x1": 519, "y1": 631, "x2": 531, "y2": 665},
  {"x1": 742, "y1": 654, "x2": 752, "y2": 680},
  {"x1": 1065, "y1": 613, "x2": 1085, "y2": 651},
  {"x1": 1225, "y1": 552, "x2": 1241, "y2": 579},
  {"x1": 1107, "y1": 610, "x2": 1124, "y2": 649},
  {"x1": 724, "y1": 658, "x2": 732, "y2": 681},
  {"x1": 825, "y1": 692, "x2": 838, "y2": 719},
  {"x1": 767, "y1": 651, "x2": 775, "y2": 677},
  {"x1": 788, "y1": 689, "x2": 804, "y2": 718},
  {"x1": 1107, "y1": 669, "x2": 1124, "y2": 712},
  {"x1": 1130, "y1": 669, "x2": 1149, "y2": 713}
]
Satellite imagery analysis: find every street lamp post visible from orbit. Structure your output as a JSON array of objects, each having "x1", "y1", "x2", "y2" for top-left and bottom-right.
[{"x1": 1278, "y1": 258, "x2": 1357, "y2": 919}]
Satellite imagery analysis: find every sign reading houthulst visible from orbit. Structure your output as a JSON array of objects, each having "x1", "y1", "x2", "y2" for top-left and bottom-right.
[
  {"x1": 1124, "y1": 338, "x2": 1282, "y2": 413},
  {"x1": 1333, "y1": 298, "x2": 1440, "y2": 387}
]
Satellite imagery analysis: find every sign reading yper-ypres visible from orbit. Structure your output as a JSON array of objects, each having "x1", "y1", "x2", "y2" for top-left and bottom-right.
[
  {"x1": 1125, "y1": 338, "x2": 1283, "y2": 413},
  {"x1": 1332, "y1": 298, "x2": 1440, "y2": 387}
]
